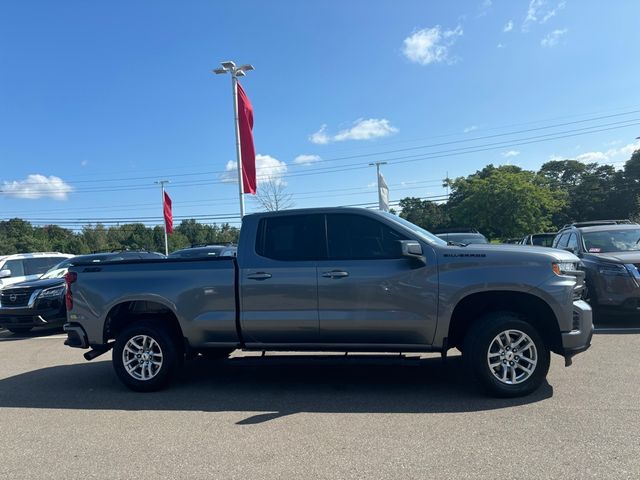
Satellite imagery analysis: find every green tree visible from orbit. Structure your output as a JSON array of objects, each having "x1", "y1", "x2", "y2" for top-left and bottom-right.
[
  {"x1": 448, "y1": 165, "x2": 565, "y2": 239},
  {"x1": 398, "y1": 197, "x2": 450, "y2": 231}
]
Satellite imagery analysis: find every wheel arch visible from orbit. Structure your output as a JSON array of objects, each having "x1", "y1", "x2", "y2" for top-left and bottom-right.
[
  {"x1": 103, "y1": 299, "x2": 184, "y2": 347},
  {"x1": 447, "y1": 290, "x2": 563, "y2": 354}
]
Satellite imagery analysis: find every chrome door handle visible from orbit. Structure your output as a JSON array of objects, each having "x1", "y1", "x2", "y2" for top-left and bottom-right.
[
  {"x1": 321, "y1": 270, "x2": 349, "y2": 279},
  {"x1": 247, "y1": 272, "x2": 272, "y2": 280}
]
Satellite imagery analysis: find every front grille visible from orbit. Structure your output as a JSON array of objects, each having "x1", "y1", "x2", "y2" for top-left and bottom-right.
[
  {"x1": 0, "y1": 288, "x2": 34, "y2": 307},
  {"x1": 571, "y1": 270, "x2": 586, "y2": 301}
]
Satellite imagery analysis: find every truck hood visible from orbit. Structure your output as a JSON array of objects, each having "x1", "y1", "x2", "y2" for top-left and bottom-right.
[
  {"x1": 3, "y1": 277, "x2": 65, "y2": 291},
  {"x1": 584, "y1": 251, "x2": 640, "y2": 264},
  {"x1": 439, "y1": 243, "x2": 579, "y2": 263}
]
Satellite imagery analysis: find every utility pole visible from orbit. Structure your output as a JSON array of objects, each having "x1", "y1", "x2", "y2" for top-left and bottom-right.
[
  {"x1": 213, "y1": 60, "x2": 255, "y2": 218},
  {"x1": 155, "y1": 180, "x2": 170, "y2": 256},
  {"x1": 369, "y1": 161, "x2": 388, "y2": 211}
]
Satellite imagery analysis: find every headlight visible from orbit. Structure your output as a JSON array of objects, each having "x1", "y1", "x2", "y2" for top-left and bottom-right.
[
  {"x1": 552, "y1": 262, "x2": 578, "y2": 275},
  {"x1": 38, "y1": 286, "x2": 65, "y2": 298},
  {"x1": 597, "y1": 263, "x2": 631, "y2": 277}
]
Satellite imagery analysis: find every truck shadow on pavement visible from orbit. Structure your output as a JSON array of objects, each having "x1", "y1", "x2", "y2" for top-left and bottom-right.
[{"x1": 0, "y1": 353, "x2": 552, "y2": 423}]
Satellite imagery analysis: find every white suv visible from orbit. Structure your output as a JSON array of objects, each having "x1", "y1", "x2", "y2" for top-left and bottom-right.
[{"x1": 0, "y1": 253, "x2": 74, "y2": 290}]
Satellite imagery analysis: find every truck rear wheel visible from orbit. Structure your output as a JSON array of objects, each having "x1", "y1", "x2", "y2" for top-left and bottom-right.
[
  {"x1": 113, "y1": 321, "x2": 181, "y2": 392},
  {"x1": 463, "y1": 312, "x2": 550, "y2": 398}
]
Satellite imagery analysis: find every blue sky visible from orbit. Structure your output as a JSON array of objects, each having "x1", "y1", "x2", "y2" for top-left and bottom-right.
[{"x1": 1, "y1": 0, "x2": 640, "y2": 229}]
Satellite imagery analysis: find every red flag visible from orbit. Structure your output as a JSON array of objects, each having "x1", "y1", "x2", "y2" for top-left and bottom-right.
[
  {"x1": 237, "y1": 82, "x2": 256, "y2": 194},
  {"x1": 163, "y1": 191, "x2": 173, "y2": 234}
]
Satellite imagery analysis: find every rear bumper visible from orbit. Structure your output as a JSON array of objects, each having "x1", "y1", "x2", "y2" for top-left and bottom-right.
[
  {"x1": 63, "y1": 322, "x2": 89, "y2": 349},
  {"x1": 561, "y1": 300, "x2": 594, "y2": 362}
]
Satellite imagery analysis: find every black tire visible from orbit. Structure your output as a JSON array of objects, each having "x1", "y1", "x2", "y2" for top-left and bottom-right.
[
  {"x1": 8, "y1": 327, "x2": 33, "y2": 335},
  {"x1": 463, "y1": 312, "x2": 550, "y2": 398},
  {"x1": 199, "y1": 348, "x2": 234, "y2": 360},
  {"x1": 112, "y1": 321, "x2": 181, "y2": 392}
]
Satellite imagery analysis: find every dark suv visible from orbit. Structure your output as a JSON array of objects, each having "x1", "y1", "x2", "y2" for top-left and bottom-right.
[
  {"x1": 0, "y1": 251, "x2": 165, "y2": 334},
  {"x1": 552, "y1": 220, "x2": 640, "y2": 314}
]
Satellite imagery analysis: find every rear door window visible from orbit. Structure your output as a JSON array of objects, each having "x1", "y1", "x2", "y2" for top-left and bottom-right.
[{"x1": 256, "y1": 214, "x2": 325, "y2": 261}]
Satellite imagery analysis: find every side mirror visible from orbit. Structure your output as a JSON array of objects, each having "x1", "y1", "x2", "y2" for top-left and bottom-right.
[
  {"x1": 400, "y1": 241, "x2": 425, "y2": 263},
  {"x1": 0, "y1": 269, "x2": 11, "y2": 279}
]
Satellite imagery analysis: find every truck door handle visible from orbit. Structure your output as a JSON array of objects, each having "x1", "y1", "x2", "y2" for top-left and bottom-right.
[
  {"x1": 322, "y1": 270, "x2": 349, "y2": 279},
  {"x1": 247, "y1": 272, "x2": 272, "y2": 280}
]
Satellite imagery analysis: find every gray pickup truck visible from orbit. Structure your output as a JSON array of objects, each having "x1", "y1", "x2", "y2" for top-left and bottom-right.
[{"x1": 64, "y1": 208, "x2": 593, "y2": 397}]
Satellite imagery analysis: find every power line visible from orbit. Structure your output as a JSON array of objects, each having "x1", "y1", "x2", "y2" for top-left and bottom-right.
[{"x1": 3, "y1": 109, "x2": 640, "y2": 192}]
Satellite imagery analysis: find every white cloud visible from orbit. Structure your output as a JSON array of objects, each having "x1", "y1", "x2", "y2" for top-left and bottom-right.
[
  {"x1": 503, "y1": 20, "x2": 514, "y2": 32},
  {"x1": 541, "y1": 0, "x2": 566, "y2": 23},
  {"x1": 549, "y1": 140, "x2": 640, "y2": 165},
  {"x1": 541, "y1": 28, "x2": 567, "y2": 47},
  {"x1": 1, "y1": 174, "x2": 73, "y2": 200},
  {"x1": 402, "y1": 25, "x2": 463, "y2": 66},
  {"x1": 334, "y1": 118, "x2": 398, "y2": 141},
  {"x1": 309, "y1": 125, "x2": 330, "y2": 145},
  {"x1": 309, "y1": 118, "x2": 398, "y2": 144},
  {"x1": 574, "y1": 151, "x2": 608, "y2": 163},
  {"x1": 523, "y1": 0, "x2": 566, "y2": 30},
  {"x1": 294, "y1": 154, "x2": 321, "y2": 165},
  {"x1": 80, "y1": 160, "x2": 89, "y2": 167},
  {"x1": 221, "y1": 154, "x2": 288, "y2": 186},
  {"x1": 502, "y1": 150, "x2": 521, "y2": 158},
  {"x1": 497, "y1": 43, "x2": 505, "y2": 48},
  {"x1": 464, "y1": 125, "x2": 478, "y2": 133}
]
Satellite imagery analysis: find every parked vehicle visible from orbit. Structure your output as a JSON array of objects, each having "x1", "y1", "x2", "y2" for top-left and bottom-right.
[
  {"x1": 434, "y1": 228, "x2": 489, "y2": 245},
  {"x1": 0, "y1": 251, "x2": 165, "y2": 334},
  {"x1": 169, "y1": 245, "x2": 237, "y2": 259},
  {"x1": 520, "y1": 233, "x2": 557, "y2": 247},
  {"x1": 0, "y1": 252, "x2": 73, "y2": 291},
  {"x1": 503, "y1": 238, "x2": 523, "y2": 244},
  {"x1": 552, "y1": 220, "x2": 640, "y2": 314},
  {"x1": 64, "y1": 208, "x2": 592, "y2": 397}
]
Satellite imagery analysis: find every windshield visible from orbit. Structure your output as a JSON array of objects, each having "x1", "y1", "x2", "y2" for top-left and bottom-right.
[
  {"x1": 380, "y1": 212, "x2": 447, "y2": 246},
  {"x1": 40, "y1": 267, "x2": 68, "y2": 279},
  {"x1": 437, "y1": 233, "x2": 488, "y2": 244},
  {"x1": 583, "y1": 229, "x2": 640, "y2": 253},
  {"x1": 40, "y1": 258, "x2": 75, "y2": 278}
]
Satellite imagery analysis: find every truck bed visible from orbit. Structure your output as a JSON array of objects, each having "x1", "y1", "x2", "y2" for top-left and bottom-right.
[{"x1": 68, "y1": 257, "x2": 239, "y2": 348}]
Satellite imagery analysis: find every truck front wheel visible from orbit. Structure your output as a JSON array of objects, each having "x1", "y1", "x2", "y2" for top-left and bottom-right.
[
  {"x1": 113, "y1": 321, "x2": 181, "y2": 392},
  {"x1": 463, "y1": 312, "x2": 550, "y2": 398}
]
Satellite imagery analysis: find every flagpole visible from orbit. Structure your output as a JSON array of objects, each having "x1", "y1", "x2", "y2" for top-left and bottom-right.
[
  {"x1": 213, "y1": 61, "x2": 255, "y2": 219},
  {"x1": 155, "y1": 180, "x2": 169, "y2": 256},
  {"x1": 369, "y1": 161, "x2": 388, "y2": 210},
  {"x1": 231, "y1": 74, "x2": 245, "y2": 218}
]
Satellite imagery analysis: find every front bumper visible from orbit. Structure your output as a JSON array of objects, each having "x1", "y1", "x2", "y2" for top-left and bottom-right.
[
  {"x1": 561, "y1": 300, "x2": 594, "y2": 364},
  {"x1": 0, "y1": 311, "x2": 66, "y2": 328},
  {"x1": 63, "y1": 322, "x2": 89, "y2": 349}
]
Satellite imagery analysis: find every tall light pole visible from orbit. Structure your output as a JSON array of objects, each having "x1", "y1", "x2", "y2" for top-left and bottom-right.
[
  {"x1": 155, "y1": 180, "x2": 170, "y2": 256},
  {"x1": 369, "y1": 161, "x2": 388, "y2": 211},
  {"x1": 213, "y1": 60, "x2": 255, "y2": 218}
]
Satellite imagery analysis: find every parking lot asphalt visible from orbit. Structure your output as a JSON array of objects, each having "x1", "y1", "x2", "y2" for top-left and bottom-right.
[{"x1": 0, "y1": 322, "x2": 639, "y2": 480}]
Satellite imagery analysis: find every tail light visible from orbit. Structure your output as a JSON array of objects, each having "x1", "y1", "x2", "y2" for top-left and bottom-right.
[{"x1": 64, "y1": 271, "x2": 77, "y2": 310}]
